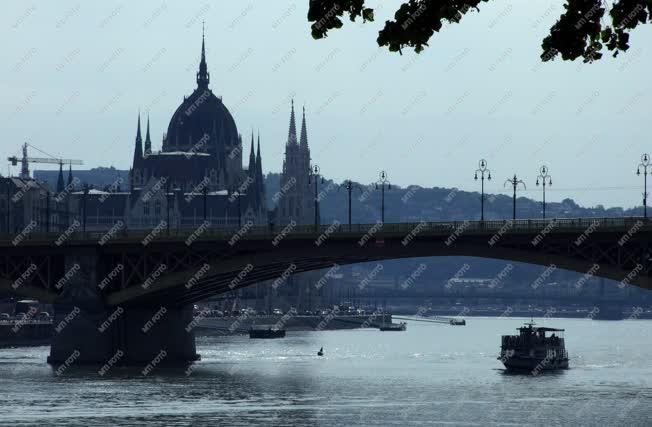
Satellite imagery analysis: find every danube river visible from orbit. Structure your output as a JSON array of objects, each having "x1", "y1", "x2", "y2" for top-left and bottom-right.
[{"x1": 0, "y1": 317, "x2": 650, "y2": 426}]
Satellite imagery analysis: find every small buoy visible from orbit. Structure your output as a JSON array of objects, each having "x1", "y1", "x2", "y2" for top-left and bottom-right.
[{"x1": 317, "y1": 347, "x2": 324, "y2": 356}]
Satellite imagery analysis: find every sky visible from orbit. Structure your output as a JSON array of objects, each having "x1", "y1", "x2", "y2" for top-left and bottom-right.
[{"x1": 1, "y1": 0, "x2": 651, "y2": 209}]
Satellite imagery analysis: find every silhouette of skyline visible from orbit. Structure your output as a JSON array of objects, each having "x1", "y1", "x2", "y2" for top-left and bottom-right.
[{"x1": 2, "y1": 1, "x2": 651, "y2": 208}]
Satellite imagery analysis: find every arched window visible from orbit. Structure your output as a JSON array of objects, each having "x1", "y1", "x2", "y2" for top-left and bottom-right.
[
  {"x1": 155, "y1": 199, "x2": 161, "y2": 216},
  {"x1": 143, "y1": 202, "x2": 150, "y2": 216}
]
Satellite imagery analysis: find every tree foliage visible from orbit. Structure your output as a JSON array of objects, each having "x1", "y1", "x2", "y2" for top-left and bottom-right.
[{"x1": 307, "y1": 0, "x2": 652, "y2": 62}]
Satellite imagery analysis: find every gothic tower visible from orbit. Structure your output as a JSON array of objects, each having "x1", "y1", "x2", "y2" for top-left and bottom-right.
[
  {"x1": 130, "y1": 114, "x2": 143, "y2": 190},
  {"x1": 277, "y1": 101, "x2": 314, "y2": 225}
]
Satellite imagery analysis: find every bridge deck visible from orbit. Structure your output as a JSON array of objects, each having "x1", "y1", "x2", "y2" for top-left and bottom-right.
[{"x1": 0, "y1": 217, "x2": 646, "y2": 246}]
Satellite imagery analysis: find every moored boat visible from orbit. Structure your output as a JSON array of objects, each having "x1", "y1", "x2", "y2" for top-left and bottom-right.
[
  {"x1": 379, "y1": 322, "x2": 407, "y2": 331},
  {"x1": 498, "y1": 322, "x2": 568, "y2": 373},
  {"x1": 249, "y1": 325, "x2": 285, "y2": 339}
]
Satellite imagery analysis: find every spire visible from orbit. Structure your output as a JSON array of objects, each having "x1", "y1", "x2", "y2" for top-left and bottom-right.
[
  {"x1": 56, "y1": 163, "x2": 65, "y2": 193},
  {"x1": 144, "y1": 114, "x2": 152, "y2": 155},
  {"x1": 300, "y1": 105, "x2": 309, "y2": 149},
  {"x1": 197, "y1": 23, "x2": 210, "y2": 89},
  {"x1": 256, "y1": 133, "x2": 262, "y2": 173},
  {"x1": 247, "y1": 132, "x2": 256, "y2": 177},
  {"x1": 256, "y1": 133, "x2": 264, "y2": 206},
  {"x1": 287, "y1": 100, "x2": 297, "y2": 145},
  {"x1": 133, "y1": 113, "x2": 143, "y2": 168},
  {"x1": 67, "y1": 163, "x2": 73, "y2": 186}
]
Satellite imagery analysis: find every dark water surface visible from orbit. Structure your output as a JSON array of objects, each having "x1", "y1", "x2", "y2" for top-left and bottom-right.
[{"x1": 0, "y1": 317, "x2": 650, "y2": 426}]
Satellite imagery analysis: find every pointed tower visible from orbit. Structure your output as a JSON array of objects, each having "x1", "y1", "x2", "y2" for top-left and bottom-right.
[
  {"x1": 277, "y1": 100, "x2": 314, "y2": 226},
  {"x1": 287, "y1": 100, "x2": 298, "y2": 145},
  {"x1": 133, "y1": 114, "x2": 143, "y2": 164},
  {"x1": 67, "y1": 164, "x2": 73, "y2": 187},
  {"x1": 144, "y1": 115, "x2": 152, "y2": 156},
  {"x1": 300, "y1": 106, "x2": 309, "y2": 149},
  {"x1": 131, "y1": 114, "x2": 143, "y2": 189},
  {"x1": 56, "y1": 163, "x2": 65, "y2": 193},
  {"x1": 247, "y1": 132, "x2": 256, "y2": 180},
  {"x1": 197, "y1": 23, "x2": 210, "y2": 89},
  {"x1": 255, "y1": 133, "x2": 265, "y2": 208}
]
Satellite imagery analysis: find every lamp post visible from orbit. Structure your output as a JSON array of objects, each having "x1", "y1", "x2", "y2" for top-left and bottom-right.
[
  {"x1": 536, "y1": 165, "x2": 552, "y2": 219},
  {"x1": 339, "y1": 179, "x2": 362, "y2": 231},
  {"x1": 202, "y1": 184, "x2": 208, "y2": 223},
  {"x1": 166, "y1": 179, "x2": 171, "y2": 235},
  {"x1": 45, "y1": 190, "x2": 50, "y2": 233},
  {"x1": 308, "y1": 165, "x2": 323, "y2": 230},
  {"x1": 5, "y1": 182, "x2": 10, "y2": 233},
  {"x1": 375, "y1": 171, "x2": 391, "y2": 224},
  {"x1": 82, "y1": 184, "x2": 89, "y2": 232},
  {"x1": 504, "y1": 174, "x2": 526, "y2": 220},
  {"x1": 637, "y1": 154, "x2": 650, "y2": 219},
  {"x1": 232, "y1": 188, "x2": 242, "y2": 229},
  {"x1": 474, "y1": 159, "x2": 491, "y2": 221}
]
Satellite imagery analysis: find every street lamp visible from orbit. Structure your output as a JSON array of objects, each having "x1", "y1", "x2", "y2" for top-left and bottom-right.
[
  {"x1": 202, "y1": 184, "x2": 208, "y2": 223},
  {"x1": 82, "y1": 184, "x2": 89, "y2": 232},
  {"x1": 535, "y1": 165, "x2": 552, "y2": 219},
  {"x1": 229, "y1": 186, "x2": 242, "y2": 229},
  {"x1": 474, "y1": 159, "x2": 492, "y2": 221},
  {"x1": 308, "y1": 164, "x2": 323, "y2": 230},
  {"x1": 504, "y1": 174, "x2": 526, "y2": 220},
  {"x1": 339, "y1": 179, "x2": 362, "y2": 231},
  {"x1": 166, "y1": 179, "x2": 171, "y2": 235},
  {"x1": 5, "y1": 182, "x2": 11, "y2": 233},
  {"x1": 45, "y1": 190, "x2": 50, "y2": 233},
  {"x1": 375, "y1": 171, "x2": 391, "y2": 224},
  {"x1": 637, "y1": 154, "x2": 650, "y2": 219}
]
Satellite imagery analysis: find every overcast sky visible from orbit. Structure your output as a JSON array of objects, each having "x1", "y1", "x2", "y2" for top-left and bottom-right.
[{"x1": 1, "y1": 0, "x2": 651, "y2": 208}]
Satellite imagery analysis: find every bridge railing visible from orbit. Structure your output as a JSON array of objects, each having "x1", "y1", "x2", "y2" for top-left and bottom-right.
[{"x1": 0, "y1": 216, "x2": 647, "y2": 245}]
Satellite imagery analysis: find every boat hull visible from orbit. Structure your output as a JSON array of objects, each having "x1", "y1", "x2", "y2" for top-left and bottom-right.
[
  {"x1": 379, "y1": 324, "x2": 406, "y2": 331},
  {"x1": 249, "y1": 330, "x2": 286, "y2": 339},
  {"x1": 502, "y1": 356, "x2": 569, "y2": 372}
]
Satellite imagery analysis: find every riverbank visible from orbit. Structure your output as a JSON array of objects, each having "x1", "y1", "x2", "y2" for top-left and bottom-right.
[{"x1": 196, "y1": 313, "x2": 393, "y2": 335}]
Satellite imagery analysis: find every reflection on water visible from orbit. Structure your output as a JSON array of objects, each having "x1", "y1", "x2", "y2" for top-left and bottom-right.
[{"x1": 0, "y1": 318, "x2": 651, "y2": 426}]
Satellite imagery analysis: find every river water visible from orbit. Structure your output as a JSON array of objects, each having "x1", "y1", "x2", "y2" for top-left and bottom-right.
[{"x1": 0, "y1": 317, "x2": 650, "y2": 426}]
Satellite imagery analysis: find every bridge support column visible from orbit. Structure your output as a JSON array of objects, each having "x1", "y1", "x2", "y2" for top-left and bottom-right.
[{"x1": 47, "y1": 251, "x2": 199, "y2": 366}]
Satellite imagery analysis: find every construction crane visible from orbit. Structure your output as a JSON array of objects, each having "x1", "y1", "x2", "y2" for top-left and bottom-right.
[{"x1": 7, "y1": 143, "x2": 83, "y2": 179}]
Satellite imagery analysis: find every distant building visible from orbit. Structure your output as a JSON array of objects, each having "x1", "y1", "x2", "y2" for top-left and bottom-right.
[
  {"x1": 276, "y1": 102, "x2": 317, "y2": 226},
  {"x1": 0, "y1": 177, "x2": 73, "y2": 234},
  {"x1": 58, "y1": 30, "x2": 268, "y2": 231}
]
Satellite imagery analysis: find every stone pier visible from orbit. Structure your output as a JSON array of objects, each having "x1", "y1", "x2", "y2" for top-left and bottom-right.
[{"x1": 47, "y1": 251, "x2": 199, "y2": 366}]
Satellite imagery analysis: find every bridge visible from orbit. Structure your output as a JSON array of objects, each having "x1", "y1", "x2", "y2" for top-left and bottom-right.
[{"x1": 1, "y1": 216, "x2": 650, "y2": 365}]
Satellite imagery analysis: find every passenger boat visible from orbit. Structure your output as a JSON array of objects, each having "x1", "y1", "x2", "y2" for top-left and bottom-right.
[
  {"x1": 379, "y1": 322, "x2": 407, "y2": 331},
  {"x1": 249, "y1": 325, "x2": 285, "y2": 339},
  {"x1": 449, "y1": 318, "x2": 466, "y2": 326},
  {"x1": 498, "y1": 322, "x2": 569, "y2": 372}
]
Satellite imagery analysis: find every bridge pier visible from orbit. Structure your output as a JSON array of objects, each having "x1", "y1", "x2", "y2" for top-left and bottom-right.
[{"x1": 47, "y1": 252, "x2": 199, "y2": 366}]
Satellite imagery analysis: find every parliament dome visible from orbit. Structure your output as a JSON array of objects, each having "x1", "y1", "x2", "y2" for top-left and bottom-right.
[{"x1": 162, "y1": 33, "x2": 239, "y2": 153}]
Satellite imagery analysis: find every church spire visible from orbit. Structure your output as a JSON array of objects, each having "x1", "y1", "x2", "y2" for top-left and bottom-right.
[
  {"x1": 256, "y1": 133, "x2": 264, "y2": 206},
  {"x1": 67, "y1": 163, "x2": 73, "y2": 187},
  {"x1": 133, "y1": 113, "x2": 143, "y2": 167},
  {"x1": 144, "y1": 114, "x2": 152, "y2": 155},
  {"x1": 300, "y1": 105, "x2": 309, "y2": 149},
  {"x1": 197, "y1": 23, "x2": 210, "y2": 89},
  {"x1": 56, "y1": 163, "x2": 65, "y2": 193},
  {"x1": 287, "y1": 100, "x2": 297, "y2": 145},
  {"x1": 248, "y1": 132, "x2": 256, "y2": 177}
]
